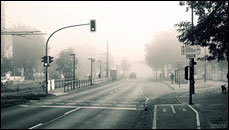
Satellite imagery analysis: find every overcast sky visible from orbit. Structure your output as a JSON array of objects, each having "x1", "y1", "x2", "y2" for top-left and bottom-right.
[{"x1": 3, "y1": 1, "x2": 196, "y2": 63}]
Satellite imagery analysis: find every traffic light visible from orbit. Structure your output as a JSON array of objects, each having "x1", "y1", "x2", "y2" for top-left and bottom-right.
[
  {"x1": 90, "y1": 20, "x2": 96, "y2": 32},
  {"x1": 185, "y1": 66, "x2": 189, "y2": 80},
  {"x1": 192, "y1": 61, "x2": 197, "y2": 66},
  {"x1": 49, "y1": 56, "x2": 54, "y2": 64},
  {"x1": 41, "y1": 56, "x2": 47, "y2": 63}
]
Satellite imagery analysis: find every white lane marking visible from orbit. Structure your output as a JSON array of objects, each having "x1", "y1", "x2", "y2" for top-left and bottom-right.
[
  {"x1": 171, "y1": 105, "x2": 176, "y2": 114},
  {"x1": 188, "y1": 105, "x2": 201, "y2": 129},
  {"x1": 182, "y1": 108, "x2": 186, "y2": 111},
  {"x1": 152, "y1": 105, "x2": 157, "y2": 129},
  {"x1": 156, "y1": 104, "x2": 185, "y2": 106},
  {"x1": 67, "y1": 103, "x2": 76, "y2": 105},
  {"x1": 80, "y1": 106, "x2": 137, "y2": 111},
  {"x1": 163, "y1": 108, "x2": 167, "y2": 112},
  {"x1": 43, "y1": 102, "x2": 52, "y2": 104},
  {"x1": 55, "y1": 103, "x2": 65, "y2": 105},
  {"x1": 64, "y1": 108, "x2": 80, "y2": 115},
  {"x1": 28, "y1": 123, "x2": 43, "y2": 129},
  {"x1": 91, "y1": 104, "x2": 100, "y2": 106},
  {"x1": 110, "y1": 91, "x2": 113, "y2": 94},
  {"x1": 21, "y1": 105, "x2": 138, "y2": 111}
]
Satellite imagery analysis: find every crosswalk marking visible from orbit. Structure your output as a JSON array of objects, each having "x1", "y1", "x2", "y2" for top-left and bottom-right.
[{"x1": 171, "y1": 105, "x2": 176, "y2": 113}]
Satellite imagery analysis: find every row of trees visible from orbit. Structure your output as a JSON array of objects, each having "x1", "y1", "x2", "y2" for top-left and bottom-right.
[
  {"x1": 145, "y1": 1, "x2": 228, "y2": 78},
  {"x1": 49, "y1": 48, "x2": 78, "y2": 79}
]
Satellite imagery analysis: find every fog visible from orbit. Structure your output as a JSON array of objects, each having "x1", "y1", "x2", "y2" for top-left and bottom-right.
[{"x1": 2, "y1": 1, "x2": 198, "y2": 78}]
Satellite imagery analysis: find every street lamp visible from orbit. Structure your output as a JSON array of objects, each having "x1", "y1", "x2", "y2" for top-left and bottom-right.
[
  {"x1": 69, "y1": 53, "x2": 75, "y2": 88},
  {"x1": 88, "y1": 58, "x2": 95, "y2": 85},
  {"x1": 98, "y1": 60, "x2": 102, "y2": 78}
]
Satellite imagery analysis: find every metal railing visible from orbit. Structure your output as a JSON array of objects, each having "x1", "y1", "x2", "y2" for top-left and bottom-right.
[{"x1": 50, "y1": 78, "x2": 110, "y2": 92}]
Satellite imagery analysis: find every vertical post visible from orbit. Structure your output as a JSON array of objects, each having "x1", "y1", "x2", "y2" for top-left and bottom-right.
[
  {"x1": 179, "y1": 69, "x2": 180, "y2": 88},
  {"x1": 106, "y1": 41, "x2": 109, "y2": 78},
  {"x1": 189, "y1": 2, "x2": 194, "y2": 105},
  {"x1": 91, "y1": 59, "x2": 93, "y2": 85},
  {"x1": 123, "y1": 54, "x2": 125, "y2": 78},
  {"x1": 204, "y1": 47, "x2": 207, "y2": 82}
]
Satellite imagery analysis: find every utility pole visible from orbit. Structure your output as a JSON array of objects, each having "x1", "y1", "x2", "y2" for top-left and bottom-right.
[{"x1": 98, "y1": 60, "x2": 101, "y2": 78}]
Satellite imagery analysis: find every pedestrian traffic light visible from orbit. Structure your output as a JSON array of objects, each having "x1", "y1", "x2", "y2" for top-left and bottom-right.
[
  {"x1": 90, "y1": 20, "x2": 96, "y2": 32},
  {"x1": 41, "y1": 56, "x2": 47, "y2": 63},
  {"x1": 185, "y1": 66, "x2": 189, "y2": 80},
  {"x1": 49, "y1": 56, "x2": 54, "y2": 64}
]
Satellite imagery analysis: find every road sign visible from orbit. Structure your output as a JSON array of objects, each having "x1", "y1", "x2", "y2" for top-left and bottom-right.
[
  {"x1": 186, "y1": 54, "x2": 196, "y2": 59},
  {"x1": 181, "y1": 45, "x2": 201, "y2": 55}
]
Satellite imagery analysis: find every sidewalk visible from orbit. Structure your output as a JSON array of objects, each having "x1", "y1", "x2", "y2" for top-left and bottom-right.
[
  {"x1": 161, "y1": 79, "x2": 228, "y2": 129},
  {"x1": 161, "y1": 79, "x2": 228, "y2": 93}
]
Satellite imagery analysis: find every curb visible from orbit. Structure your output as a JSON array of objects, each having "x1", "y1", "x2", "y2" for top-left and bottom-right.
[{"x1": 160, "y1": 81, "x2": 176, "y2": 90}]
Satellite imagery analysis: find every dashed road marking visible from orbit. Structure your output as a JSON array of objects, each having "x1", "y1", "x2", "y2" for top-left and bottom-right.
[
  {"x1": 163, "y1": 108, "x2": 167, "y2": 112},
  {"x1": 182, "y1": 108, "x2": 186, "y2": 111}
]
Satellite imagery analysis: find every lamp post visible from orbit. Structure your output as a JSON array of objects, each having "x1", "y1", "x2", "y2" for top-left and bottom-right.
[
  {"x1": 98, "y1": 60, "x2": 102, "y2": 78},
  {"x1": 69, "y1": 53, "x2": 75, "y2": 88},
  {"x1": 88, "y1": 58, "x2": 95, "y2": 85}
]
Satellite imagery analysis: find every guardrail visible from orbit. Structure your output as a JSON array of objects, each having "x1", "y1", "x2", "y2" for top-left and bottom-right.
[{"x1": 50, "y1": 78, "x2": 110, "y2": 92}]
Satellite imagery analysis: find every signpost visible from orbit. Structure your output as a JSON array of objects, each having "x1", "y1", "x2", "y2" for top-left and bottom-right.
[{"x1": 181, "y1": 45, "x2": 201, "y2": 55}]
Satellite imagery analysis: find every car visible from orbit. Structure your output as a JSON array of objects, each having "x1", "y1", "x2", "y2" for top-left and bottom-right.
[
  {"x1": 129, "y1": 72, "x2": 137, "y2": 79},
  {"x1": 1, "y1": 77, "x2": 13, "y2": 86}
]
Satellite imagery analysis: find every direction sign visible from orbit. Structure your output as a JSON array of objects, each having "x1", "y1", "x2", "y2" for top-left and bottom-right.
[
  {"x1": 181, "y1": 45, "x2": 201, "y2": 55},
  {"x1": 186, "y1": 54, "x2": 196, "y2": 59}
]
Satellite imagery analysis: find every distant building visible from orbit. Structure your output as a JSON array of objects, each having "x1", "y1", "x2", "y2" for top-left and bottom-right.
[{"x1": 1, "y1": 1, "x2": 13, "y2": 60}]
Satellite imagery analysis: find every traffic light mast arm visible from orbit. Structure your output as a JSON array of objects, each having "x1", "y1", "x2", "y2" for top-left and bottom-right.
[{"x1": 45, "y1": 23, "x2": 90, "y2": 56}]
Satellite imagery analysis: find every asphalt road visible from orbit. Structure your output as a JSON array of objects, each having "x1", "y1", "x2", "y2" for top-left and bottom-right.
[{"x1": 1, "y1": 78, "x2": 199, "y2": 129}]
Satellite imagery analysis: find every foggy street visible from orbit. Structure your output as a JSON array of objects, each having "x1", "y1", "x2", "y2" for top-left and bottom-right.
[
  {"x1": 1, "y1": 78, "x2": 199, "y2": 129},
  {"x1": 1, "y1": 1, "x2": 228, "y2": 129}
]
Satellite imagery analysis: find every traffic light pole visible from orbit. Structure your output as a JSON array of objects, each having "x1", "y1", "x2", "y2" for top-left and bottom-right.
[
  {"x1": 189, "y1": 3, "x2": 195, "y2": 105},
  {"x1": 45, "y1": 23, "x2": 90, "y2": 94}
]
